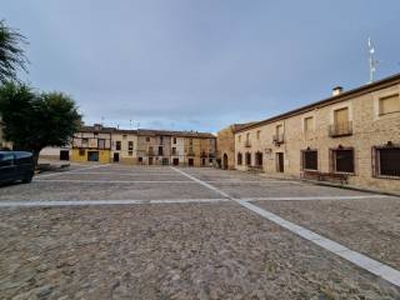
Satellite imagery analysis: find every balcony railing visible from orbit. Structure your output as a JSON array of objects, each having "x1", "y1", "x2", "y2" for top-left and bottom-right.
[
  {"x1": 329, "y1": 121, "x2": 353, "y2": 137},
  {"x1": 272, "y1": 134, "x2": 285, "y2": 146}
]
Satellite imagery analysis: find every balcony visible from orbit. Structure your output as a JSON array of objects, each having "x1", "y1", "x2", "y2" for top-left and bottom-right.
[
  {"x1": 245, "y1": 141, "x2": 252, "y2": 148},
  {"x1": 272, "y1": 134, "x2": 284, "y2": 146},
  {"x1": 329, "y1": 121, "x2": 353, "y2": 137}
]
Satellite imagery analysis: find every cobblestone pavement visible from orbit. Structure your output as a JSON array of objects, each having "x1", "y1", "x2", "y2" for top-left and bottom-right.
[
  {"x1": 0, "y1": 164, "x2": 399, "y2": 299},
  {"x1": 254, "y1": 198, "x2": 400, "y2": 270}
]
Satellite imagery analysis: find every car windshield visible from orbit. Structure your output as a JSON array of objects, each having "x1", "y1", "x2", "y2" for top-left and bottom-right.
[{"x1": 0, "y1": 153, "x2": 14, "y2": 166}]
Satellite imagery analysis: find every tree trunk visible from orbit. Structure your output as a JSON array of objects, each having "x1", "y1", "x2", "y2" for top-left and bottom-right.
[{"x1": 32, "y1": 149, "x2": 41, "y2": 167}]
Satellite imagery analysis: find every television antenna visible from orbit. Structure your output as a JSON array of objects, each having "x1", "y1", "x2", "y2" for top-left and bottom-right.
[{"x1": 367, "y1": 37, "x2": 378, "y2": 83}]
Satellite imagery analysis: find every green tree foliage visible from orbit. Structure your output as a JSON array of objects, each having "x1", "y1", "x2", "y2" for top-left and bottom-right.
[
  {"x1": 0, "y1": 82, "x2": 82, "y2": 164},
  {"x1": 0, "y1": 20, "x2": 28, "y2": 84}
]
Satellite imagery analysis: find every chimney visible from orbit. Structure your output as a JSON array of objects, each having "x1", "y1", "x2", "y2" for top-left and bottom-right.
[{"x1": 332, "y1": 86, "x2": 343, "y2": 96}]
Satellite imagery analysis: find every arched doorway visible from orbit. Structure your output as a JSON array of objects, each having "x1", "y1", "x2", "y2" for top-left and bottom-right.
[{"x1": 223, "y1": 153, "x2": 228, "y2": 169}]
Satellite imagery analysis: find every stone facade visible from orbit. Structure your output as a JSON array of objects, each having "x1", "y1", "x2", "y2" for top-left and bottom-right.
[
  {"x1": 217, "y1": 123, "x2": 255, "y2": 170},
  {"x1": 70, "y1": 125, "x2": 216, "y2": 167},
  {"x1": 235, "y1": 74, "x2": 400, "y2": 194}
]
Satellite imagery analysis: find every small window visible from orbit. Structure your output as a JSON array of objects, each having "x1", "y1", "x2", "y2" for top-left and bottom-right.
[
  {"x1": 379, "y1": 94, "x2": 400, "y2": 115},
  {"x1": 374, "y1": 146, "x2": 400, "y2": 178},
  {"x1": 256, "y1": 130, "x2": 261, "y2": 140},
  {"x1": 146, "y1": 137, "x2": 150, "y2": 142},
  {"x1": 331, "y1": 148, "x2": 354, "y2": 173},
  {"x1": 116, "y1": 141, "x2": 121, "y2": 151},
  {"x1": 128, "y1": 150, "x2": 133, "y2": 156},
  {"x1": 237, "y1": 152, "x2": 243, "y2": 165},
  {"x1": 158, "y1": 146, "x2": 163, "y2": 156},
  {"x1": 173, "y1": 137, "x2": 177, "y2": 144},
  {"x1": 276, "y1": 124, "x2": 283, "y2": 136},
  {"x1": 128, "y1": 141, "x2": 133, "y2": 150},
  {"x1": 238, "y1": 135, "x2": 241, "y2": 143},
  {"x1": 98, "y1": 139, "x2": 106, "y2": 149},
  {"x1": 302, "y1": 150, "x2": 318, "y2": 170},
  {"x1": 304, "y1": 117, "x2": 314, "y2": 132},
  {"x1": 138, "y1": 157, "x2": 143, "y2": 162},
  {"x1": 160, "y1": 136, "x2": 164, "y2": 145},
  {"x1": 82, "y1": 138, "x2": 89, "y2": 147}
]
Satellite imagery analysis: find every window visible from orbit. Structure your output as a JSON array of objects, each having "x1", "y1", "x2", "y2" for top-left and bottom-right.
[
  {"x1": 245, "y1": 152, "x2": 251, "y2": 166},
  {"x1": 379, "y1": 94, "x2": 400, "y2": 115},
  {"x1": 128, "y1": 141, "x2": 133, "y2": 150},
  {"x1": 82, "y1": 138, "x2": 89, "y2": 147},
  {"x1": 138, "y1": 157, "x2": 143, "y2": 162},
  {"x1": 238, "y1": 135, "x2": 241, "y2": 143},
  {"x1": 116, "y1": 141, "x2": 121, "y2": 151},
  {"x1": 330, "y1": 107, "x2": 352, "y2": 137},
  {"x1": 373, "y1": 146, "x2": 400, "y2": 178},
  {"x1": 304, "y1": 117, "x2": 314, "y2": 132},
  {"x1": 158, "y1": 146, "x2": 163, "y2": 156},
  {"x1": 128, "y1": 151, "x2": 133, "y2": 156},
  {"x1": 276, "y1": 124, "x2": 283, "y2": 136},
  {"x1": 237, "y1": 152, "x2": 243, "y2": 165},
  {"x1": 256, "y1": 130, "x2": 261, "y2": 140},
  {"x1": 172, "y1": 147, "x2": 177, "y2": 155},
  {"x1": 190, "y1": 139, "x2": 193, "y2": 146},
  {"x1": 146, "y1": 137, "x2": 150, "y2": 142},
  {"x1": 79, "y1": 149, "x2": 85, "y2": 156},
  {"x1": 331, "y1": 148, "x2": 354, "y2": 173},
  {"x1": 302, "y1": 150, "x2": 318, "y2": 170},
  {"x1": 98, "y1": 139, "x2": 106, "y2": 149},
  {"x1": 173, "y1": 137, "x2": 177, "y2": 144},
  {"x1": 0, "y1": 153, "x2": 14, "y2": 167},
  {"x1": 160, "y1": 136, "x2": 164, "y2": 145}
]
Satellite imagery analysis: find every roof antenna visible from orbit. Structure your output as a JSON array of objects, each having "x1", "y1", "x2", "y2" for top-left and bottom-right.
[{"x1": 367, "y1": 37, "x2": 377, "y2": 84}]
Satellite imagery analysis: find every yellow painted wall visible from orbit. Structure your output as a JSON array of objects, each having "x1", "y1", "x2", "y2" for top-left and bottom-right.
[{"x1": 71, "y1": 149, "x2": 111, "y2": 163}]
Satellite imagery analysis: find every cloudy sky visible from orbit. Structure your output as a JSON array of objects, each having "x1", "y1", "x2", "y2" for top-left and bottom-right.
[{"x1": 3, "y1": 1, "x2": 400, "y2": 132}]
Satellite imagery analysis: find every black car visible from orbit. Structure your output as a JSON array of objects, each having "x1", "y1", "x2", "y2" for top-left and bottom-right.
[{"x1": 0, "y1": 151, "x2": 35, "y2": 184}]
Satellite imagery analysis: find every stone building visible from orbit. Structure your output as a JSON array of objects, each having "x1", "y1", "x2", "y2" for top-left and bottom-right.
[
  {"x1": 217, "y1": 123, "x2": 256, "y2": 170},
  {"x1": 234, "y1": 73, "x2": 400, "y2": 194},
  {"x1": 111, "y1": 129, "x2": 138, "y2": 164},
  {"x1": 70, "y1": 125, "x2": 216, "y2": 166},
  {"x1": 71, "y1": 124, "x2": 113, "y2": 163}
]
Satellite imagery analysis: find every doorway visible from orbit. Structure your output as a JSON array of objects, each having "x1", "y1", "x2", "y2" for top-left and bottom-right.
[
  {"x1": 113, "y1": 153, "x2": 120, "y2": 163},
  {"x1": 88, "y1": 151, "x2": 99, "y2": 162},
  {"x1": 148, "y1": 157, "x2": 153, "y2": 165},
  {"x1": 173, "y1": 158, "x2": 179, "y2": 166},
  {"x1": 223, "y1": 153, "x2": 228, "y2": 169},
  {"x1": 276, "y1": 153, "x2": 284, "y2": 173},
  {"x1": 188, "y1": 158, "x2": 194, "y2": 167},
  {"x1": 60, "y1": 150, "x2": 69, "y2": 161}
]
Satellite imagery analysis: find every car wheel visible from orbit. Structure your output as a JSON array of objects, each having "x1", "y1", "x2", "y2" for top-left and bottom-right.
[{"x1": 22, "y1": 172, "x2": 33, "y2": 183}]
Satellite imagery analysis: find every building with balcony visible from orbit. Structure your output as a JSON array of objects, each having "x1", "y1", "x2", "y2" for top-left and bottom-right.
[
  {"x1": 70, "y1": 125, "x2": 216, "y2": 166},
  {"x1": 234, "y1": 73, "x2": 400, "y2": 194}
]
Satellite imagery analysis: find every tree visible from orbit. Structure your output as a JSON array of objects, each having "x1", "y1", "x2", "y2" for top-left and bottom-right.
[
  {"x1": 0, "y1": 20, "x2": 28, "y2": 84},
  {"x1": 0, "y1": 82, "x2": 82, "y2": 165}
]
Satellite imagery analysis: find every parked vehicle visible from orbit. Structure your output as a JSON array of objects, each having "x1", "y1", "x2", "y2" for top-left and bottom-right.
[{"x1": 0, "y1": 151, "x2": 35, "y2": 184}]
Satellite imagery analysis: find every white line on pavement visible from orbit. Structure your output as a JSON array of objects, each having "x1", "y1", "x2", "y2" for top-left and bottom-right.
[
  {"x1": 172, "y1": 167, "x2": 400, "y2": 288},
  {"x1": 35, "y1": 164, "x2": 112, "y2": 178},
  {"x1": 0, "y1": 198, "x2": 229, "y2": 208},
  {"x1": 33, "y1": 179, "x2": 196, "y2": 184},
  {"x1": 65, "y1": 172, "x2": 181, "y2": 176},
  {"x1": 245, "y1": 195, "x2": 391, "y2": 201},
  {"x1": 170, "y1": 167, "x2": 231, "y2": 198}
]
